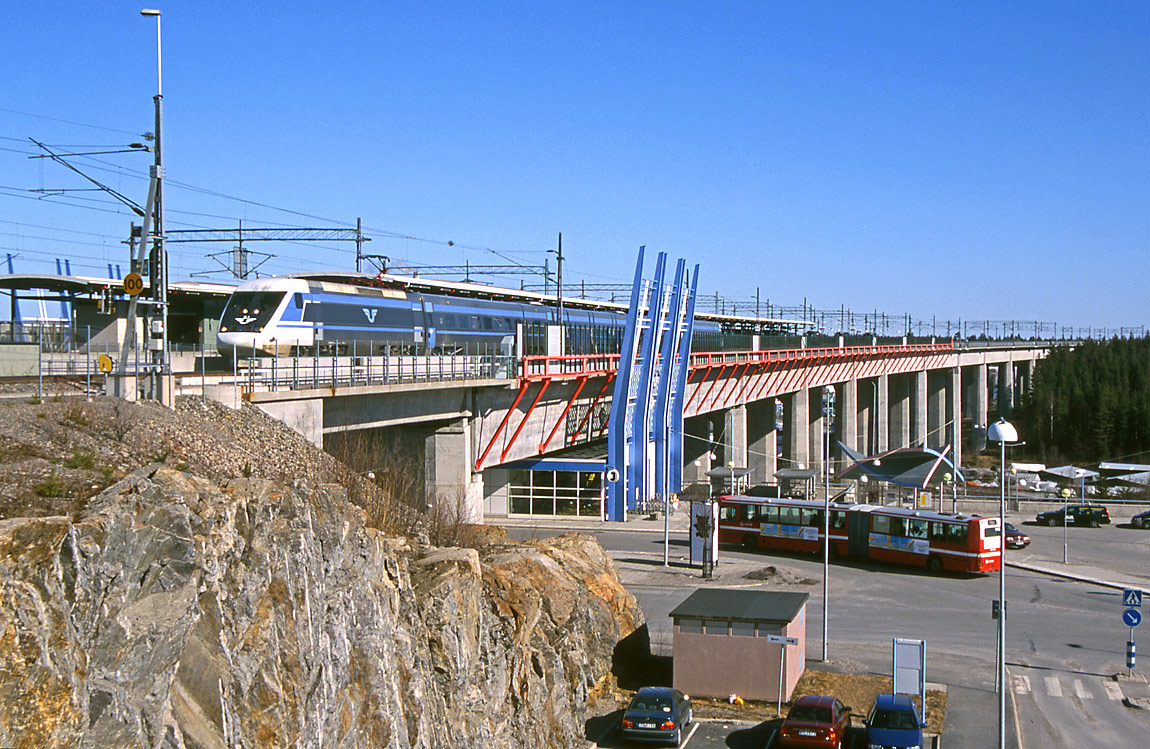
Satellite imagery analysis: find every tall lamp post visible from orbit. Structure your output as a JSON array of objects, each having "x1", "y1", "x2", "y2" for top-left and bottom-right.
[
  {"x1": 988, "y1": 417, "x2": 1018, "y2": 749},
  {"x1": 942, "y1": 472, "x2": 952, "y2": 513},
  {"x1": 821, "y1": 385, "x2": 835, "y2": 662},
  {"x1": 140, "y1": 8, "x2": 168, "y2": 401}
]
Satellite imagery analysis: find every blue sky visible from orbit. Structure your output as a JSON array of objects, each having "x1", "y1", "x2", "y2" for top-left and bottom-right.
[{"x1": 2, "y1": 2, "x2": 1147, "y2": 332}]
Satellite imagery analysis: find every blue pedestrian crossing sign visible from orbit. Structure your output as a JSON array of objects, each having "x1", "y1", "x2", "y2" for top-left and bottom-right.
[
  {"x1": 1124, "y1": 589, "x2": 1143, "y2": 608},
  {"x1": 1123, "y1": 609, "x2": 1142, "y2": 627}
]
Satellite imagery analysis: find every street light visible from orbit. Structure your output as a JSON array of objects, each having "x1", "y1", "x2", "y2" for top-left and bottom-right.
[
  {"x1": 821, "y1": 385, "x2": 835, "y2": 662},
  {"x1": 987, "y1": 417, "x2": 1018, "y2": 749}
]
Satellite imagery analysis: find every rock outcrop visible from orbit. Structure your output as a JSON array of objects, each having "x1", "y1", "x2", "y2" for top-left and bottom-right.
[{"x1": 0, "y1": 465, "x2": 642, "y2": 748}]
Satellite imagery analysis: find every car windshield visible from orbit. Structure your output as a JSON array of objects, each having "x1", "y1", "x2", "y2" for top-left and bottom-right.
[
  {"x1": 870, "y1": 708, "x2": 918, "y2": 730},
  {"x1": 788, "y1": 705, "x2": 831, "y2": 722}
]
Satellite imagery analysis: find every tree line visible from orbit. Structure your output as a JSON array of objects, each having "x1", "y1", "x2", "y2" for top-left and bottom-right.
[{"x1": 1013, "y1": 337, "x2": 1150, "y2": 464}]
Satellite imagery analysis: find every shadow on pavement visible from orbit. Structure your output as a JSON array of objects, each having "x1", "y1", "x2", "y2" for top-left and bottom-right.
[{"x1": 725, "y1": 718, "x2": 779, "y2": 748}]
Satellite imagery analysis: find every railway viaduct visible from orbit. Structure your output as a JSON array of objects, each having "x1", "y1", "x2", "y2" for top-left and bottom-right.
[{"x1": 233, "y1": 336, "x2": 1045, "y2": 521}]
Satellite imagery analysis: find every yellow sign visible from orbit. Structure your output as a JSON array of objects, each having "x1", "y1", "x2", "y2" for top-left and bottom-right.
[
  {"x1": 97, "y1": 354, "x2": 114, "y2": 374},
  {"x1": 123, "y1": 272, "x2": 144, "y2": 296}
]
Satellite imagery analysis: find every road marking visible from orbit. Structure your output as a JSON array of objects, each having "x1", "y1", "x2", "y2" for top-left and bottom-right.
[
  {"x1": 1102, "y1": 681, "x2": 1124, "y2": 701},
  {"x1": 1013, "y1": 674, "x2": 1031, "y2": 694},
  {"x1": 1045, "y1": 677, "x2": 1062, "y2": 697},
  {"x1": 1073, "y1": 679, "x2": 1093, "y2": 699}
]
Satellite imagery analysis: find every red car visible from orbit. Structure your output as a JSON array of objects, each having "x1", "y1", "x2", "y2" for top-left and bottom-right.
[{"x1": 779, "y1": 694, "x2": 852, "y2": 748}]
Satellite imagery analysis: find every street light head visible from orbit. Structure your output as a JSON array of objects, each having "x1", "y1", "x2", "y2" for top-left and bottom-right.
[
  {"x1": 943, "y1": 472, "x2": 952, "y2": 482},
  {"x1": 987, "y1": 418, "x2": 1018, "y2": 443},
  {"x1": 140, "y1": 8, "x2": 161, "y2": 15}
]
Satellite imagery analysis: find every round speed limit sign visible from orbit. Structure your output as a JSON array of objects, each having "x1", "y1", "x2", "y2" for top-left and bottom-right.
[{"x1": 123, "y1": 272, "x2": 144, "y2": 296}]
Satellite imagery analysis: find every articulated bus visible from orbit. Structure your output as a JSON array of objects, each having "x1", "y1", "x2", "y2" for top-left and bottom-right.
[{"x1": 717, "y1": 495, "x2": 1001, "y2": 574}]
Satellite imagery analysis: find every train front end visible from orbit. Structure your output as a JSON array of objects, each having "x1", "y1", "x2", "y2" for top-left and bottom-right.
[{"x1": 217, "y1": 278, "x2": 312, "y2": 357}]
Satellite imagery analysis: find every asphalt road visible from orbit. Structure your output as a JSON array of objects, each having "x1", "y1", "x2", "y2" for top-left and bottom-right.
[{"x1": 506, "y1": 509, "x2": 1150, "y2": 748}]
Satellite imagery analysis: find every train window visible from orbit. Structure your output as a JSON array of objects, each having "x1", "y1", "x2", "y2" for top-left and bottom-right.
[
  {"x1": 293, "y1": 293, "x2": 303, "y2": 308},
  {"x1": 471, "y1": 316, "x2": 481, "y2": 330},
  {"x1": 483, "y1": 318, "x2": 493, "y2": 330}
]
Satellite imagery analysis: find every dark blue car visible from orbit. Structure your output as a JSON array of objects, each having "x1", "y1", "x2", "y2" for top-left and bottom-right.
[
  {"x1": 619, "y1": 686, "x2": 692, "y2": 745},
  {"x1": 864, "y1": 693, "x2": 924, "y2": 749}
]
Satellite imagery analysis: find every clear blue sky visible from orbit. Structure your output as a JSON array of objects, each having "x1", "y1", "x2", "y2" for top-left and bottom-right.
[{"x1": 2, "y1": 1, "x2": 1147, "y2": 333}]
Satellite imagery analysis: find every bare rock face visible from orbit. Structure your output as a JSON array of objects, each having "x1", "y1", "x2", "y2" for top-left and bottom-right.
[{"x1": 0, "y1": 465, "x2": 642, "y2": 748}]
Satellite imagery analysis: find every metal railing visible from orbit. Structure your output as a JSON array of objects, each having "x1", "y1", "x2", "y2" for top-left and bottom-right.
[{"x1": 237, "y1": 346, "x2": 516, "y2": 393}]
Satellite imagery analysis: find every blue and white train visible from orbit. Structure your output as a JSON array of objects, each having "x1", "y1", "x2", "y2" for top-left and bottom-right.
[{"x1": 216, "y1": 272, "x2": 798, "y2": 358}]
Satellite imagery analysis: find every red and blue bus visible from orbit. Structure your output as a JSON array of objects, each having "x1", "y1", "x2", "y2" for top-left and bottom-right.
[{"x1": 717, "y1": 495, "x2": 1000, "y2": 574}]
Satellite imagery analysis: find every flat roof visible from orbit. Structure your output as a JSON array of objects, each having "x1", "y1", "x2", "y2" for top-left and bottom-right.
[{"x1": 669, "y1": 589, "x2": 809, "y2": 623}]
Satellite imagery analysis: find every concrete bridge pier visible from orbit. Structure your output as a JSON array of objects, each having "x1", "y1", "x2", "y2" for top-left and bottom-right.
[
  {"x1": 783, "y1": 390, "x2": 810, "y2": 474},
  {"x1": 747, "y1": 398, "x2": 777, "y2": 485},
  {"x1": 889, "y1": 374, "x2": 912, "y2": 449}
]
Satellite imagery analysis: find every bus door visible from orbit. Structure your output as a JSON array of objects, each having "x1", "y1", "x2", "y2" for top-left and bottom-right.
[{"x1": 847, "y1": 511, "x2": 870, "y2": 558}]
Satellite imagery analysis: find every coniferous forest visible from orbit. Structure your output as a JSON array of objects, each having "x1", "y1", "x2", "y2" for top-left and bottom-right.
[{"x1": 1013, "y1": 337, "x2": 1150, "y2": 464}]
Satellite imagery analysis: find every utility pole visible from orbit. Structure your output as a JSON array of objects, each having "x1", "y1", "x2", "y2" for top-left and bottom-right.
[{"x1": 141, "y1": 8, "x2": 168, "y2": 403}]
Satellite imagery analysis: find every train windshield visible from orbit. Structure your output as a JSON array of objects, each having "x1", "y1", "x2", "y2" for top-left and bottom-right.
[{"x1": 220, "y1": 291, "x2": 286, "y2": 333}]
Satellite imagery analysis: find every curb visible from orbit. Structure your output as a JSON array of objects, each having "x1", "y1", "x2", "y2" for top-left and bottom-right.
[{"x1": 1007, "y1": 561, "x2": 1145, "y2": 591}]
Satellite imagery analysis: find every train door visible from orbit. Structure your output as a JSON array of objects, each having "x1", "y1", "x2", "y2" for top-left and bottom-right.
[
  {"x1": 847, "y1": 511, "x2": 871, "y2": 558},
  {"x1": 414, "y1": 295, "x2": 435, "y2": 352}
]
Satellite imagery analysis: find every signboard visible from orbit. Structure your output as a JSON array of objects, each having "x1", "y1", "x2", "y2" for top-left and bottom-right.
[
  {"x1": 1123, "y1": 609, "x2": 1142, "y2": 628},
  {"x1": 1124, "y1": 589, "x2": 1143, "y2": 608},
  {"x1": 123, "y1": 272, "x2": 144, "y2": 296},
  {"x1": 766, "y1": 635, "x2": 799, "y2": 646},
  {"x1": 97, "y1": 354, "x2": 113, "y2": 374},
  {"x1": 893, "y1": 638, "x2": 926, "y2": 707},
  {"x1": 689, "y1": 501, "x2": 719, "y2": 568},
  {"x1": 605, "y1": 466, "x2": 620, "y2": 484}
]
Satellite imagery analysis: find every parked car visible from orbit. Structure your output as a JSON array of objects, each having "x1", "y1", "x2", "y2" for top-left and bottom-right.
[
  {"x1": 779, "y1": 694, "x2": 852, "y2": 748},
  {"x1": 864, "y1": 692, "x2": 924, "y2": 749},
  {"x1": 619, "y1": 686, "x2": 691, "y2": 745},
  {"x1": 1004, "y1": 523, "x2": 1030, "y2": 549},
  {"x1": 1132, "y1": 509, "x2": 1150, "y2": 530},
  {"x1": 1035, "y1": 504, "x2": 1110, "y2": 527}
]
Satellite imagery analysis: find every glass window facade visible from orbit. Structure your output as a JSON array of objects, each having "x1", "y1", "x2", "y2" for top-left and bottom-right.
[{"x1": 508, "y1": 468, "x2": 603, "y2": 518}]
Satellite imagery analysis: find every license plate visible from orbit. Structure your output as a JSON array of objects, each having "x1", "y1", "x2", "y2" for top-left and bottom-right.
[
  {"x1": 637, "y1": 722, "x2": 656, "y2": 729},
  {"x1": 797, "y1": 729, "x2": 817, "y2": 736}
]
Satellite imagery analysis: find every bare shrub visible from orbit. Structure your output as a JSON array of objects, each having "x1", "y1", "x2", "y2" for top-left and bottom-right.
[
  {"x1": 426, "y1": 487, "x2": 474, "y2": 548},
  {"x1": 328, "y1": 429, "x2": 425, "y2": 535}
]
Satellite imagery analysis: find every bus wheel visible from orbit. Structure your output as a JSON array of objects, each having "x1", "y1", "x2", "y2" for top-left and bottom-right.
[
  {"x1": 927, "y1": 555, "x2": 944, "y2": 573},
  {"x1": 742, "y1": 534, "x2": 756, "y2": 550}
]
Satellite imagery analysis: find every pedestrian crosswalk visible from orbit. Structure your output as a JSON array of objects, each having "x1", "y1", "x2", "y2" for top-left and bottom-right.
[{"x1": 1011, "y1": 673, "x2": 1125, "y2": 701}]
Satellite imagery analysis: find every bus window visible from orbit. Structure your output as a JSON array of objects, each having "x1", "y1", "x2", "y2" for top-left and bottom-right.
[
  {"x1": 906, "y1": 519, "x2": 928, "y2": 539},
  {"x1": 888, "y1": 517, "x2": 907, "y2": 537},
  {"x1": 830, "y1": 510, "x2": 847, "y2": 529},
  {"x1": 779, "y1": 506, "x2": 801, "y2": 526},
  {"x1": 928, "y1": 522, "x2": 947, "y2": 542},
  {"x1": 948, "y1": 524, "x2": 970, "y2": 544},
  {"x1": 720, "y1": 506, "x2": 738, "y2": 522},
  {"x1": 762, "y1": 506, "x2": 779, "y2": 524},
  {"x1": 800, "y1": 508, "x2": 821, "y2": 527},
  {"x1": 746, "y1": 505, "x2": 759, "y2": 522},
  {"x1": 873, "y1": 515, "x2": 891, "y2": 534}
]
